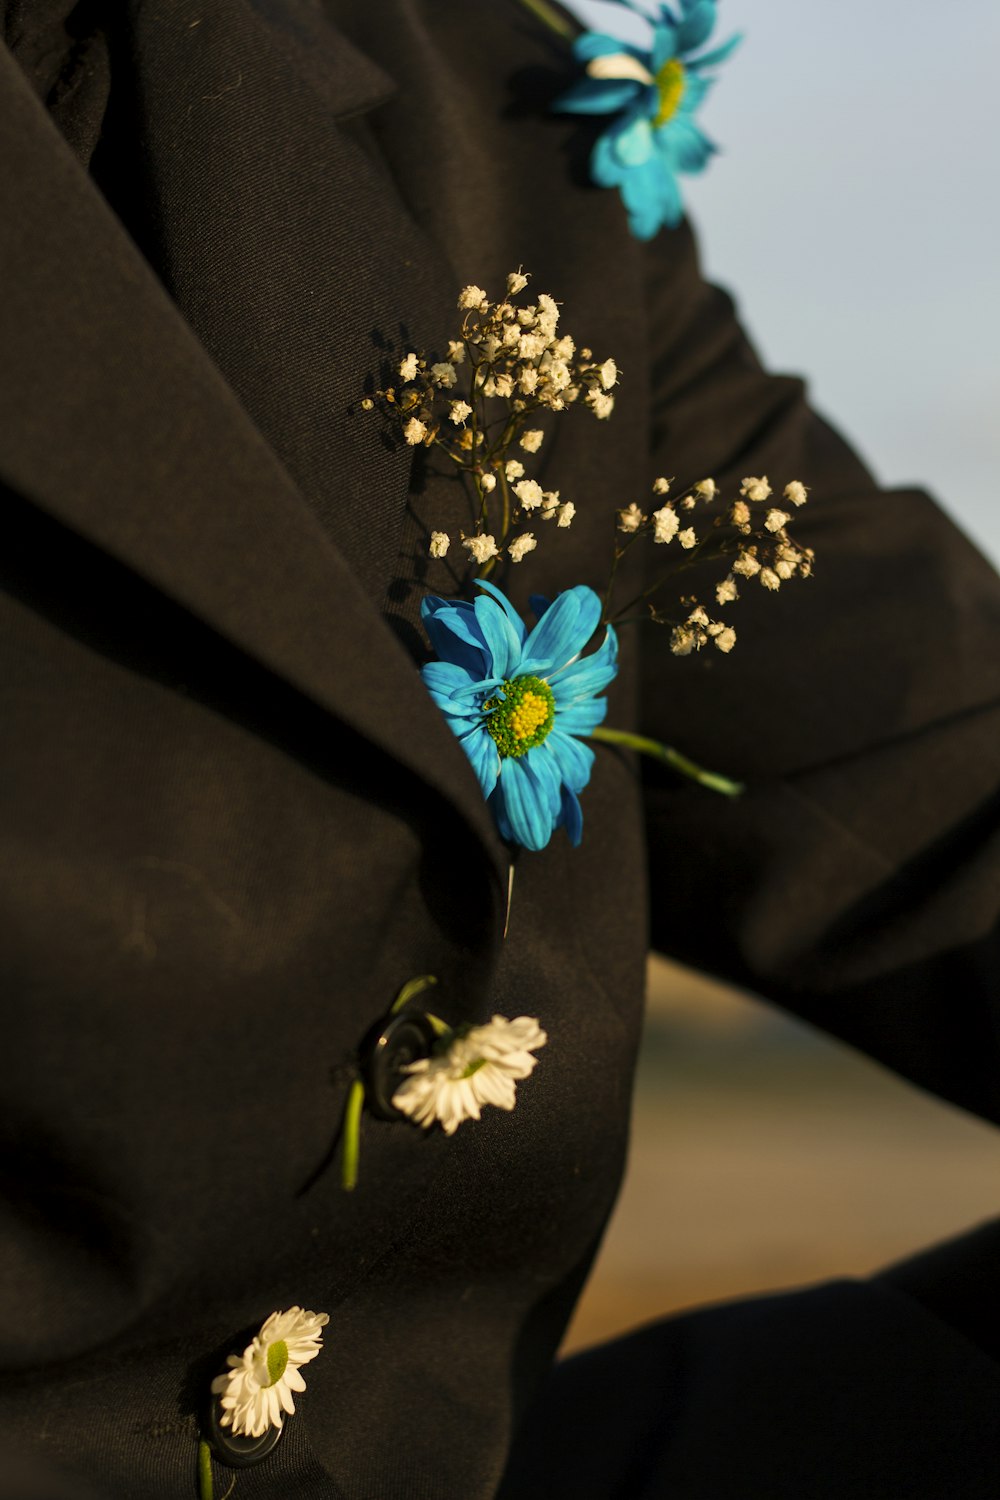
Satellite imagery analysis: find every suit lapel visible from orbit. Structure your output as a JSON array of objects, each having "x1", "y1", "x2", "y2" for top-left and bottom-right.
[{"x1": 0, "y1": 47, "x2": 508, "y2": 896}]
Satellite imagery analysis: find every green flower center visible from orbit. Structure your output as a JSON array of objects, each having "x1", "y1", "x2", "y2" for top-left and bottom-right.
[
  {"x1": 654, "y1": 57, "x2": 686, "y2": 126},
  {"x1": 265, "y1": 1340, "x2": 289, "y2": 1388},
  {"x1": 461, "y1": 1058, "x2": 487, "y2": 1079},
  {"x1": 484, "y1": 676, "x2": 556, "y2": 758}
]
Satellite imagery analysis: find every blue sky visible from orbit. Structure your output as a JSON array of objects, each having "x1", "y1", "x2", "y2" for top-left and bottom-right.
[{"x1": 564, "y1": 0, "x2": 1000, "y2": 566}]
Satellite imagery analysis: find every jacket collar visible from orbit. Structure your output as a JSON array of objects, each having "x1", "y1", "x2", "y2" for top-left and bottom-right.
[{"x1": 0, "y1": 48, "x2": 509, "y2": 901}]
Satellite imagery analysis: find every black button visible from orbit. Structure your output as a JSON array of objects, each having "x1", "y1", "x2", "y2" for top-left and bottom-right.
[
  {"x1": 362, "y1": 1010, "x2": 438, "y2": 1120},
  {"x1": 206, "y1": 1398, "x2": 284, "y2": 1468}
]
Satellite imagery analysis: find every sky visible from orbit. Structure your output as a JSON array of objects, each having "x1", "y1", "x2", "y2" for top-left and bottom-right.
[{"x1": 564, "y1": 0, "x2": 1000, "y2": 566}]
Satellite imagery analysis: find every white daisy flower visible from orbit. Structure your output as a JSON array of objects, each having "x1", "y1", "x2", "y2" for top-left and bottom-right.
[
  {"x1": 392, "y1": 1015, "x2": 547, "y2": 1136},
  {"x1": 211, "y1": 1307, "x2": 329, "y2": 1439}
]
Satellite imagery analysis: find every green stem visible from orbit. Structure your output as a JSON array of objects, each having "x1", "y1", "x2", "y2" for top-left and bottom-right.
[
  {"x1": 590, "y1": 726, "x2": 744, "y2": 798},
  {"x1": 198, "y1": 1440, "x2": 215, "y2": 1500},
  {"x1": 391, "y1": 974, "x2": 438, "y2": 1014},
  {"x1": 517, "y1": 0, "x2": 577, "y2": 39},
  {"x1": 340, "y1": 1078, "x2": 366, "y2": 1192}
]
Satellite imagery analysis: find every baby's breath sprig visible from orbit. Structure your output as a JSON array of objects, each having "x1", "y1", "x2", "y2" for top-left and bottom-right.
[
  {"x1": 602, "y1": 473, "x2": 813, "y2": 656},
  {"x1": 363, "y1": 271, "x2": 619, "y2": 574}
]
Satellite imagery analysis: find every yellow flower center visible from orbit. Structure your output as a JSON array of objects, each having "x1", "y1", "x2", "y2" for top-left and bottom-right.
[
  {"x1": 654, "y1": 57, "x2": 686, "y2": 126},
  {"x1": 484, "y1": 676, "x2": 556, "y2": 758}
]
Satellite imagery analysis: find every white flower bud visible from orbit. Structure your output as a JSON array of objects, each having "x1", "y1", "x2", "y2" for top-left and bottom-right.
[
  {"x1": 403, "y1": 417, "x2": 427, "y2": 445},
  {"x1": 678, "y1": 527, "x2": 697, "y2": 549},
  {"x1": 514, "y1": 478, "x2": 544, "y2": 511},
  {"x1": 784, "y1": 480, "x2": 809, "y2": 506},
  {"x1": 507, "y1": 270, "x2": 530, "y2": 296},
  {"x1": 652, "y1": 476, "x2": 670, "y2": 495},
  {"x1": 618, "y1": 503, "x2": 644, "y2": 534},
  {"x1": 399, "y1": 352, "x2": 419, "y2": 381},
  {"x1": 520, "y1": 430, "x2": 544, "y2": 453},
  {"x1": 458, "y1": 285, "x2": 488, "y2": 311},
  {"x1": 430, "y1": 362, "x2": 457, "y2": 389},
  {"x1": 740, "y1": 475, "x2": 772, "y2": 503},
  {"x1": 428, "y1": 531, "x2": 450, "y2": 559},
  {"x1": 695, "y1": 478, "x2": 717, "y2": 500},
  {"x1": 508, "y1": 532, "x2": 537, "y2": 562},
  {"x1": 463, "y1": 534, "x2": 499, "y2": 564},
  {"x1": 449, "y1": 400, "x2": 472, "y2": 425},
  {"x1": 652, "y1": 505, "x2": 679, "y2": 544}
]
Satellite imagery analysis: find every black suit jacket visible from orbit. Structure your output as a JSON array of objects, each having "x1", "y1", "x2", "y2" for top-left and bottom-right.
[{"x1": 2, "y1": 2, "x2": 999, "y2": 1496}]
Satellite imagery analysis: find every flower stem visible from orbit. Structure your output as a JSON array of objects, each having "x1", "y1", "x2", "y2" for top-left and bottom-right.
[
  {"x1": 391, "y1": 974, "x2": 438, "y2": 1014},
  {"x1": 590, "y1": 726, "x2": 744, "y2": 797},
  {"x1": 340, "y1": 1078, "x2": 366, "y2": 1192},
  {"x1": 517, "y1": 0, "x2": 577, "y2": 38},
  {"x1": 198, "y1": 1440, "x2": 214, "y2": 1500}
]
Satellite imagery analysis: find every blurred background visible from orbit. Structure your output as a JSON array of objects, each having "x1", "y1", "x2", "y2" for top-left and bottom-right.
[{"x1": 558, "y1": 0, "x2": 1000, "y2": 1354}]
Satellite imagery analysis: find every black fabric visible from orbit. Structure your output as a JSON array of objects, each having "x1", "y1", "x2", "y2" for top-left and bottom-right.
[{"x1": 1, "y1": 1, "x2": 998, "y2": 1496}]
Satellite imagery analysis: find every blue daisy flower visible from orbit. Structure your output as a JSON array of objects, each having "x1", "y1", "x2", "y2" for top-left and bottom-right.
[
  {"x1": 553, "y1": 0, "x2": 740, "y2": 240},
  {"x1": 420, "y1": 580, "x2": 618, "y2": 852}
]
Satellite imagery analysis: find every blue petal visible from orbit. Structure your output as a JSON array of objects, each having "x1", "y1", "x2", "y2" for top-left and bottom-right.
[
  {"x1": 525, "y1": 745, "x2": 564, "y2": 822},
  {"x1": 651, "y1": 22, "x2": 679, "y2": 73},
  {"x1": 550, "y1": 625, "x2": 619, "y2": 700},
  {"x1": 474, "y1": 595, "x2": 523, "y2": 680},
  {"x1": 615, "y1": 114, "x2": 656, "y2": 168},
  {"x1": 421, "y1": 596, "x2": 489, "y2": 675},
  {"x1": 657, "y1": 117, "x2": 716, "y2": 173},
  {"x1": 679, "y1": 73, "x2": 712, "y2": 111},
  {"x1": 497, "y1": 757, "x2": 556, "y2": 852},
  {"x1": 421, "y1": 661, "x2": 482, "y2": 719},
  {"x1": 459, "y1": 724, "x2": 501, "y2": 800},
  {"x1": 546, "y1": 730, "x2": 595, "y2": 795},
  {"x1": 688, "y1": 33, "x2": 741, "y2": 70},
  {"x1": 475, "y1": 579, "x2": 529, "y2": 645},
  {"x1": 552, "y1": 696, "x2": 608, "y2": 736},
  {"x1": 555, "y1": 77, "x2": 646, "y2": 116},
  {"x1": 621, "y1": 155, "x2": 683, "y2": 237},
  {"x1": 522, "y1": 586, "x2": 602, "y2": 676},
  {"x1": 558, "y1": 785, "x2": 584, "y2": 847},
  {"x1": 592, "y1": 130, "x2": 628, "y2": 190},
  {"x1": 573, "y1": 31, "x2": 649, "y2": 63},
  {"x1": 675, "y1": 0, "x2": 716, "y2": 55}
]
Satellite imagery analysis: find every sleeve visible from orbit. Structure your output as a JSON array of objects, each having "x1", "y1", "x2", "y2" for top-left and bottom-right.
[
  {"x1": 637, "y1": 219, "x2": 1000, "y2": 1130},
  {"x1": 498, "y1": 223, "x2": 1000, "y2": 1499}
]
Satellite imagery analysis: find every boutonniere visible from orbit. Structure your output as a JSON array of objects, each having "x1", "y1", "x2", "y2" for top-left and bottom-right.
[
  {"x1": 529, "y1": 0, "x2": 741, "y2": 239},
  {"x1": 334, "y1": 976, "x2": 547, "y2": 1191},
  {"x1": 365, "y1": 269, "x2": 811, "y2": 858},
  {"x1": 199, "y1": 1307, "x2": 329, "y2": 1497},
  {"x1": 349, "y1": 268, "x2": 810, "y2": 1180}
]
